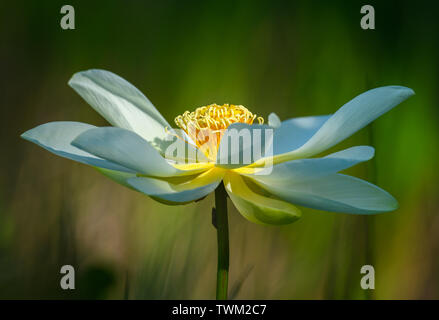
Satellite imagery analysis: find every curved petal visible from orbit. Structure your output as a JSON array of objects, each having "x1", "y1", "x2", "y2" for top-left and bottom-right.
[
  {"x1": 127, "y1": 168, "x2": 225, "y2": 204},
  {"x1": 72, "y1": 127, "x2": 209, "y2": 177},
  {"x1": 68, "y1": 69, "x2": 171, "y2": 152},
  {"x1": 241, "y1": 146, "x2": 374, "y2": 183},
  {"x1": 253, "y1": 173, "x2": 398, "y2": 214},
  {"x1": 273, "y1": 86, "x2": 414, "y2": 164},
  {"x1": 224, "y1": 173, "x2": 301, "y2": 225},
  {"x1": 21, "y1": 122, "x2": 134, "y2": 172},
  {"x1": 251, "y1": 86, "x2": 414, "y2": 167}
]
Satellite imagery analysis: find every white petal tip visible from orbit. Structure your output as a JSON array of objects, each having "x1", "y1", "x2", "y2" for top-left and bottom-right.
[
  {"x1": 363, "y1": 146, "x2": 375, "y2": 160},
  {"x1": 68, "y1": 69, "x2": 105, "y2": 86},
  {"x1": 20, "y1": 131, "x2": 30, "y2": 140},
  {"x1": 386, "y1": 85, "x2": 415, "y2": 98},
  {"x1": 268, "y1": 113, "x2": 281, "y2": 128},
  {"x1": 20, "y1": 125, "x2": 44, "y2": 142},
  {"x1": 360, "y1": 193, "x2": 399, "y2": 214}
]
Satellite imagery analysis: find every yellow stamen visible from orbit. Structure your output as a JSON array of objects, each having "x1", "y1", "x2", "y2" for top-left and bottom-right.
[{"x1": 174, "y1": 104, "x2": 264, "y2": 160}]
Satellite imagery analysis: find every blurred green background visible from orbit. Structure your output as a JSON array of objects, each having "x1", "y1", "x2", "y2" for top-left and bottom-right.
[{"x1": 1, "y1": 0, "x2": 438, "y2": 299}]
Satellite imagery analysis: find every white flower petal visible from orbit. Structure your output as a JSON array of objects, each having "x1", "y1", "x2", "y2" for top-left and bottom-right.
[
  {"x1": 72, "y1": 127, "x2": 208, "y2": 177},
  {"x1": 254, "y1": 173, "x2": 398, "y2": 214},
  {"x1": 270, "y1": 86, "x2": 414, "y2": 163},
  {"x1": 68, "y1": 69, "x2": 171, "y2": 151},
  {"x1": 127, "y1": 168, "x2": 224, "y2": 204},
  {"x1": 21, "y1": 122, "x2": 134, "y2": 172},
  {"x1": 245, "y1": 146, "x2": 374, "y2": 183}
]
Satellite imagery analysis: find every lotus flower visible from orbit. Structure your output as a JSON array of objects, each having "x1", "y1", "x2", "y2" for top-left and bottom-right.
[{"x1": 21, "y1": 70, "x2": 414, "y2": 225}]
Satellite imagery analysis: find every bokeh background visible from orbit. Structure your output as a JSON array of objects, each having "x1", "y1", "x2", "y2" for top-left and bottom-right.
[{"x1": 1, "y1": 0, "x2": 438, "y2": 299}]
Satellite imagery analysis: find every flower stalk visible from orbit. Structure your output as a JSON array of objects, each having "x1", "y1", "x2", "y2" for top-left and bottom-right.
[{"x1": 214, "y1": 182, "x2": 229, "y2": 300}]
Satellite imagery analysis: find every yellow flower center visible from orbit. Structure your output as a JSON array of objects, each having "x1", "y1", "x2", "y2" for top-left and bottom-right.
[{"x1": 174, "y1": 104, "x2": 264, "y2": 160}]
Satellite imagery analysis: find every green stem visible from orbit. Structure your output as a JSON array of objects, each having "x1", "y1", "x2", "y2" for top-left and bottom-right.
[{"x1": 215, "y1": 182, "x2": 229, "y2": 300}]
